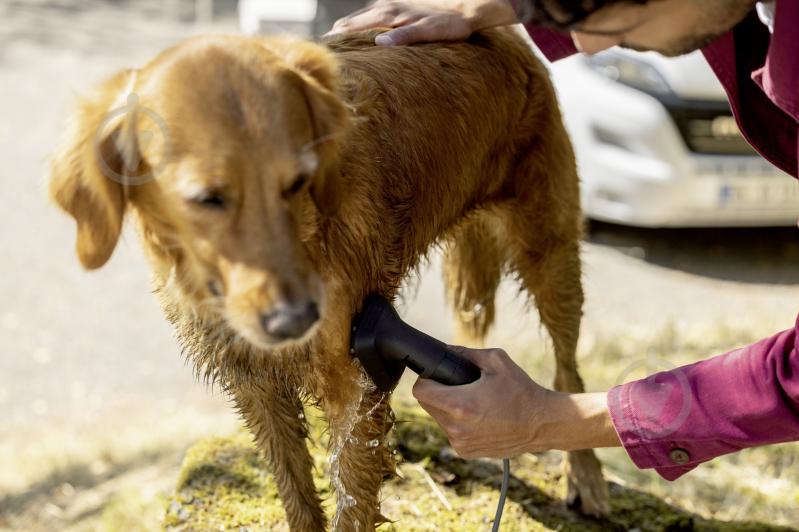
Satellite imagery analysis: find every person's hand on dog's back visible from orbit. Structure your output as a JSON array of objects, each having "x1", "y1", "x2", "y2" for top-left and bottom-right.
[{"x1": 328, "y1": 0, "x2": 519, "y2": 46}]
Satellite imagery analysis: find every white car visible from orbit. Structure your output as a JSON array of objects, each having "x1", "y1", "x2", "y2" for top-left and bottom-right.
[{"x1": 548, "y1": 49, "x2": 799, "y2": 227}]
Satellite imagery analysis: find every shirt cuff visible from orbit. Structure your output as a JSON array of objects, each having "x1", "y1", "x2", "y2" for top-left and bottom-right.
[{"x1": 607, "y1": 384, "x2": 699, "y2": 480}]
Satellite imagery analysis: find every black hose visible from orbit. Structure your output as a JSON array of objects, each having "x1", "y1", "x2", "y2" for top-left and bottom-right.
[{"x1": 491, "y1": 458, "x2": 511, "y2": 532}]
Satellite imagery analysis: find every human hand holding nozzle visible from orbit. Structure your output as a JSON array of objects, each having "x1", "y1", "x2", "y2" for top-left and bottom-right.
[
  {"x1": 413, "y1": 346, "x2": 621, "y2": 459},
  {"x1": 328, "y1": 0, "x2": 519, "y2": 46}
]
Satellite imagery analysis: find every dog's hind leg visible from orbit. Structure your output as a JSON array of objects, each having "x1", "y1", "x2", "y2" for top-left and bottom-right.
[
  {"x1": 502, "y1": 202, "x2": 610, "y2": 517},
  {"x1": 233, "y1": 382, "x2": 326, "y2": 532},
  {"x1": 443, "y1": 214, "x2": 504, "y2": 347}
]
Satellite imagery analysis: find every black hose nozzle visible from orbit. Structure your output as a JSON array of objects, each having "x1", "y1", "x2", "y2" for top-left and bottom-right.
[{"x1": 351, "y1": 294, "x2": 481, "y2": 392}]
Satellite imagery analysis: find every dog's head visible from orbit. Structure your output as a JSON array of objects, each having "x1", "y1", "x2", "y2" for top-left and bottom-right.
[{"x1": 49, "y1": 36, "x2": 350, "y2": 349}]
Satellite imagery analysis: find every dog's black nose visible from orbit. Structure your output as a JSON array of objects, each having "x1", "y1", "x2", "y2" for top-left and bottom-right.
[{"x1": 262, "y1": 301, "x2": 320, "y2": 340}]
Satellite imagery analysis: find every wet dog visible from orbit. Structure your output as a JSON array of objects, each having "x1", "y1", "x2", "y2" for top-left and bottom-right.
[{"x1": 49, "y1": 28, "x2": 607, "y2": 530}]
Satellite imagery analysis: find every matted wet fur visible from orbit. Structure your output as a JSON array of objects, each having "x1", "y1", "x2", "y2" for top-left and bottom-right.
[{"x1": 49, "y1": 28, "x2": 609, "y2": 530}]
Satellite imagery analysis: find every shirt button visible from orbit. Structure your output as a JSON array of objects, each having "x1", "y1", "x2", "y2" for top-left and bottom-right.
[{"x1": 669, "y1": 448, "x2": 691, "y2": 465}]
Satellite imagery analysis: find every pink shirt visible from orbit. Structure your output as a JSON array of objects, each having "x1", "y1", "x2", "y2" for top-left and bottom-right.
[{"x1": 526, "y1": 1, "x2": 799, "y2": 479}]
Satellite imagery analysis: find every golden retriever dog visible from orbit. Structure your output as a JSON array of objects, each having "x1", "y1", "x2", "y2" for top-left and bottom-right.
[{"x1": 50, "y1": 28, "x2": 608, "y2": 530}]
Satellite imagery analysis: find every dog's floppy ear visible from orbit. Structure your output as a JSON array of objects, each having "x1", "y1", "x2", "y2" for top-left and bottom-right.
[
  {"x1": 280, "y1": 42, "x2": 350, "y2": 215},
  {"x1": 49, "y1": 69, "x2": 142, "y2": 269}
]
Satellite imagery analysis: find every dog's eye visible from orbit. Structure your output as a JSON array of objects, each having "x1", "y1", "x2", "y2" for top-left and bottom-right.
[
  {"x1": 284, "y1": 174, "x2": 308, "y2": 197},
  {"x1": 191, "y1": 192, "x2": 227, "y2": 210}
]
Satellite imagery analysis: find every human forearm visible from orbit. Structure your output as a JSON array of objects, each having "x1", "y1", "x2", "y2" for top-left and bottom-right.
[{"x1": 531, "y1": 391, "x2": 621, "y2": 452}]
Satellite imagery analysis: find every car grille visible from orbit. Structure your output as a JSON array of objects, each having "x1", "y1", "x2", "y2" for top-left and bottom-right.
[{"x1": 665, "y1": 101, "x2": 757, "y2": 156}]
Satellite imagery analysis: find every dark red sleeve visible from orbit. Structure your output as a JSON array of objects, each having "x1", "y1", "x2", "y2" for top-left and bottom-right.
[
  {"x1": 607, "y1": 316, "x2": 799, "y2": 480},
  {"x1": 510, "y1": 0, "x2": 577, "y2": 61},
  {"x1": 522, "y1": 24, "x2": 578, "y2": 62}
]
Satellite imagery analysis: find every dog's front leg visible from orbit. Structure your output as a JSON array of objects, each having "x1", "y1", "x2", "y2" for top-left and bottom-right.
[
  {"x1": 232, "y1": 382, "x2": 326, "y2": 532},
  {"x1": 312, "y1": 290, "x2": 397, "y2": 530},
  {"x1": 326, "y1": 383, "x2": 396, "y2": 532}
]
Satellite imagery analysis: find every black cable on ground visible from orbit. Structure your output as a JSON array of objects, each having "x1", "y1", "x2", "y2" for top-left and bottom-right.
[{"x1": 492, "y1": 458, "x2": 511, "y2": 532}]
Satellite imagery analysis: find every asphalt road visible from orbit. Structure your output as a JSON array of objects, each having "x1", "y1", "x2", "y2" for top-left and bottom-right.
[{"x1": 3, "y1": 0, "x2": 799, "y2": 483}]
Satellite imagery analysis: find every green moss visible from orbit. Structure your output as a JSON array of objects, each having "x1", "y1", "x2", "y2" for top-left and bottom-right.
[
  {"x1": 165, "y1": 405, "x2": 796, "y2": 532},
  {"x1": 165, "y1": 431, "x2": 288, "y2": 530}
]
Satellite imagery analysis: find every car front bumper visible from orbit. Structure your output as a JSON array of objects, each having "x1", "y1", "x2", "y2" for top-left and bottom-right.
[{"x1": 552, "y1": 58, "x2": 799, "y2": 228}]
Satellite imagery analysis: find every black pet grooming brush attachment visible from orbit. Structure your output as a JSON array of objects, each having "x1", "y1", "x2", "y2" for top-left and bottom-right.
[{"x1": 350, "y1": 294, "x2": 481, "y2": 392}]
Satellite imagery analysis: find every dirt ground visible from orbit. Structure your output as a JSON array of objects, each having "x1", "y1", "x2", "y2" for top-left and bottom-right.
[{"x1": 2, "y1": 1, "x2": 799, "y2": 530}]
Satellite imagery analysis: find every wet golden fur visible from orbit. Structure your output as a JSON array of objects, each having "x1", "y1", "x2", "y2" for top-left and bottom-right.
[{"x1": 50, "y1": 28, "x2": 608, "y2": 530}]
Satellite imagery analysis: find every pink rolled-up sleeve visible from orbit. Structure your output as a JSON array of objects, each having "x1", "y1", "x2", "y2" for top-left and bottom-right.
[{"x1": 607, "y1": 315, "x2": 799, "y2": 480}]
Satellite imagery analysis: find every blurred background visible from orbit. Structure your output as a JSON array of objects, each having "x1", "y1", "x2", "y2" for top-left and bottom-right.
[{"x1": 1, "y1": 0, "x2": 798, "y2": 530}]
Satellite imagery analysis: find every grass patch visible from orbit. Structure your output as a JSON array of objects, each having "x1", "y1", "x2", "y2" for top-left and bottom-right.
[{"x1": 164, "y1": 404, "x2": 796, "y2": 531}]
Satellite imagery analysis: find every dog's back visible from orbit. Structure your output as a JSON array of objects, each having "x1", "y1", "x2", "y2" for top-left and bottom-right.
[{"x1": 316, "y1": 29, "x2": 580, "y2": 299}]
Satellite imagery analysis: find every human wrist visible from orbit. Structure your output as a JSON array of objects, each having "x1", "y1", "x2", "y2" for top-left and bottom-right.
[
  {"x1": 531, "y1": 391, "x2": 621, "y2": 452},
  {"x1": 463, "y1": 0, "x2": 519, "y2": 32}
]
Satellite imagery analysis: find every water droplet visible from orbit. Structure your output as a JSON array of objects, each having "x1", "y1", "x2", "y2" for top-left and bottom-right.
[
  {"x1": 366, "y1": 438, "x2": 380, "y2": 448},
  {"x1": 298, "y1": 412, "x2": 305, "y2": 420}
]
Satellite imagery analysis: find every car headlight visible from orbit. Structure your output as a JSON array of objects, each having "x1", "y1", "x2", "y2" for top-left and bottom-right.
[{"x1": 585, "y1": 52, "x2": 672, "y2": 95}]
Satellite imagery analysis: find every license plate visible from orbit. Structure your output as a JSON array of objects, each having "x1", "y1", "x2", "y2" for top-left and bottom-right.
[{"x1": 718, "y1": 181, "x2": 799, "y2": 208}]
